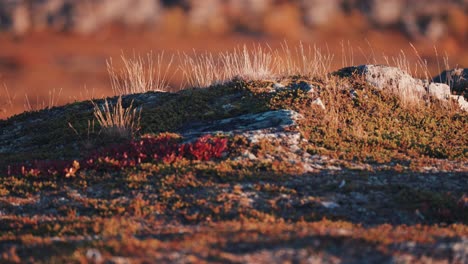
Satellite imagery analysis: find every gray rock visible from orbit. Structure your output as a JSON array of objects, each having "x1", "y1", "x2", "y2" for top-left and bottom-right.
[
  {"x1": 342, "y1": 64, "x2": 426, "y2": 96},
  {"x1": 242, "y1": 150, "x2": 257, "y2": 160},
  {"x1": 320, "y1": 201, "x2": 339, "y2": 209},
  {"x1": 311, "y1": 98, "x2": 325, "y2": 110},
  {"x1": 272, "y1": 83, "x2": 286, "y2": 91},
  {"x1": 338, "y1": 64, "x2": 468, "y2": 111},
  {"x1": 179, "y1": 109, "x2": 301, "y2": 139},
  {"x1": 450, "y1": 95, "x2": 468, "y2": 111},
  {"x1": 86, "y1": 248, "x2": 103, "y2": 263},
  {"x1": 427, "y1": 82, "x2": 451, "y2": 100},
  {"x1": 291, "y1": 81, "x2": 315, "y2": 93},
  {"x1": 433, "y1": 68, "x2": 468, "y2": 100}
]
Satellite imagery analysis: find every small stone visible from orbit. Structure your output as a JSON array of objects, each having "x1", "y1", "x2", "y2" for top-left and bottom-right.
[
  {"x1": 273, "y1": 83, "x2": 286, "y2": 90},
  {"x1": 86, "y1": 248, "x2": 103, "y2": 264},
  {"x1": 292, "y1": 81, "x2": 314, "y2": 93},
  {"x1": 108, "y1": 257, "x2": 131, "y2": 264},
  {"x1": 242, "y1": 150, "x2": 257, "y2": 160},
  {"x1": 450, "y1": 95, "x2": 468, "y2": 111},
  {"x1": 311, "y1": 98, "x2": 326, "y2": 110},
  {"x1": 222, "y1": 103, "x2": 234, "y2": 111},
  {"x1": 320, "y1": 201, "x2": 339, "y2": 209},
  {"x1": 415, "y1": 209, "x2": 425, "y2": 220},
  {"x1": 338, "y1": 180, "x2": 346, "y2": 188},
  {"x1": 326, "y1": 165, "x2": 341, "y2": 171},
  {"x1": 302, "y1": 163, "x2": 316, "y2": 172}
]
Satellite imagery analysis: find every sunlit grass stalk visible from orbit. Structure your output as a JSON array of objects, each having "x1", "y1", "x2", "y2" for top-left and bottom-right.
[
  {"x1": 92, "y1": 96, "x2": 141, "y2": 138},
  {"x1": 221, "y1": 44, "x2": 277, "y2": 80},
  {"x1": 23, "y1": 88, "x2": 62, "y2": 112},
  {"x1": 1, "y1": 84, "x2": 15, "y2": 114},
  {"x1": 179, "y1": 51, "x2": 225, "y2": 88},
  {"x1": 108, "y1": 51, "x2": 173, "y2": 95},
  {"x1": 277, "y1": 42, "x2": 334, "y2": 78}
]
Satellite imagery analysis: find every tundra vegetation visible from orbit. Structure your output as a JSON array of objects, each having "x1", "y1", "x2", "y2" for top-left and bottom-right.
[{"x1": 0, "y1": 44, "x2": 467, "y2": 263}]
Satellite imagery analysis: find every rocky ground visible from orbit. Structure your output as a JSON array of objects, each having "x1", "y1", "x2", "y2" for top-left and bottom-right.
[{"x1": 0, "y1": 65, "x2": 467, "y2": 263}]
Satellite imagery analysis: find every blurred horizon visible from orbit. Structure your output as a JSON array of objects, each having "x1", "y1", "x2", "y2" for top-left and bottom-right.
[{"x1": 0, "y1": 0, "x2": 467, "y2": 118}]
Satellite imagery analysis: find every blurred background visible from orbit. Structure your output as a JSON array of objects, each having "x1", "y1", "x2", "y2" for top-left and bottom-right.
[{"x1": 0, "y1": 0, "x2": 467, "y2": 118}]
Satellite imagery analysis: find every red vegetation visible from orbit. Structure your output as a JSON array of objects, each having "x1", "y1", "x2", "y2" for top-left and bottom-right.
[{"x1": 8, "y1": 134, "x2": 228, "y2": 177}]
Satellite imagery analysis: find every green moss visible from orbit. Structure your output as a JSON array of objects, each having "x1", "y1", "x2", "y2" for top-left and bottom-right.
[{"x1": 140, "y1": 81, "x2": 269, "y2": 133}]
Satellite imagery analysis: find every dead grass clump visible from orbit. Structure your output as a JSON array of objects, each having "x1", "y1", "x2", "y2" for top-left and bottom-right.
[
  {"x1": 178, "y1": 42, "x2": 333, "y2": 89},
  {"x1": 24, "y1": 88, "x2": 62, "y2": 112},
  {"x1": 277, "y1": 42, "x2": 334, "y2": 78},
  {"x1": 221, "y1": 44, "x2": 278, "y2": 81},
  {"x1": 179, "y1": 51, "x2": 225, "y2": 88},
  {"x1": 107, "y1": 52, "x2": 173, "y2": 95},
  {"x1": 179, "y1": 44, "x2": 278, "y2": 88},
  {"x1": 92, "y1": 96, "x2": 141, "y2": 138}
]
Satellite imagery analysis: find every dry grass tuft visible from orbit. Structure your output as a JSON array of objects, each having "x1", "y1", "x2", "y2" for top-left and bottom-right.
[
  {"x1": 23, "y1": 88, "x2": 62, "y2": 112},
  {"x1": 178, "y1": 43, "x2": 335, "y2": 88},
  {"x1": 179, "y1": 45, "x2": 278, "y2": 88},
  {"x1": 277, "y1": 42, "x2": 334, "y2": 78},
  {"x1": 92, "y1": 96, "x2": 141, "y2": 138},
  {"x1": 0, "y1": 83, "x2": 15, "y2": 114},
  {"x1": 107, "y1": 52, "x2": 173, "y2": 95},
  {"x1": 221, "y1": 44, "x2": 278, "y2": 81},
  {"x1": 179, "y1": 51, "x2": 225, "y2": 88}
]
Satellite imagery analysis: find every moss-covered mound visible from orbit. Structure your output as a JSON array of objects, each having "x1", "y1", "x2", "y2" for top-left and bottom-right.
[{"x1": 0, "y1": 72, "x2": 467, "y2": 263}]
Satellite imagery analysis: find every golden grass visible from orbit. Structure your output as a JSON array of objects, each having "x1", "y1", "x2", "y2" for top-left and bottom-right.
[
  {"x1": 23, "y1": 88, "x2": 62, "y2": 112},
  {"x1": 0, "y1": 83, "x2": 14, "y2": 114},
  {"x1": 278, "y1": 42, "x2": 334, "y2": 78},
  {"x1": 179, "y1": 51, "x2": 225, "y2": 88},
  {"x1": 1, "y1": 42, "x2": 460, "y2": 120},
  {"x1": 92, "y1": 96, "x2": 141, "y2": 138},
  {"x1": 178, "y1": 43, "x2": 335, "y2": 88},
  {"x1": 107, "y1": 52, "x2": 173, "y2": 95},
  {"x1": 221, "y1": 44, "x2": 278, "y2": 81}
]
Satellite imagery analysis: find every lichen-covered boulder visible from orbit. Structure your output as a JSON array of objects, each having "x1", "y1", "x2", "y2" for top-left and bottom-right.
[
  {"x1": 337, "y1": 65, "x2": 468, "y2": 111},
  {"x1": 179, "y1": 109, "x2": 302, "y2": 139},
  {"x1": 355, "y1": 65, "x2": 426, "y2": 94},
  {"x1": 337, "y1": 65, "x2": 427, "y2": 104}
]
